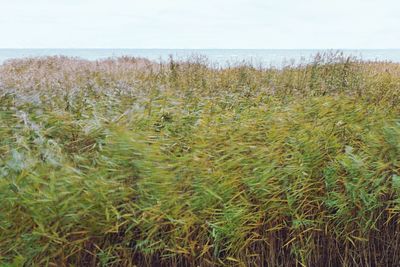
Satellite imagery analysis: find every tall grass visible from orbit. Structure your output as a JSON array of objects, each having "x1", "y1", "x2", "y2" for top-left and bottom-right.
[{"x1": 1, "y1": 53, "x2": 400, "y2": 266}]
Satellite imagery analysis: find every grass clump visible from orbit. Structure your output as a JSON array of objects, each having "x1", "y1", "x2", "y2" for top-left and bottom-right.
[{"x1": 1, "y1": 53, "x2": 400, "y2": 266}]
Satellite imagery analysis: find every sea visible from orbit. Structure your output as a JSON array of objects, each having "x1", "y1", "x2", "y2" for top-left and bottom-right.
[{"x1": 0, "y1": 49, "x2": 400, "y2": 67}]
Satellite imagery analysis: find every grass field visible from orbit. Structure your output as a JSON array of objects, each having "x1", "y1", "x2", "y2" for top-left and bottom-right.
[{"x1": 1, "y1": 53, "x2": 400, "y2": 266}]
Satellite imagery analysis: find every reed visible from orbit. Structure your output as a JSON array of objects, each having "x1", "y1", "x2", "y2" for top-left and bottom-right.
[{"x1": 1, "y1": 53, "x2": 400, "y2": 266}]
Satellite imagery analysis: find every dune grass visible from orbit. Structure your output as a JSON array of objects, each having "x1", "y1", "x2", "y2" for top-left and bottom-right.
[{"x1": 1, "y1": 53, "x2": 400, "y2": 266}]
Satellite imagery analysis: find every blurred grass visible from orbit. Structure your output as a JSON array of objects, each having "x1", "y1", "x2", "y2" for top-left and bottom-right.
[{"x1": 1, "y1": 53, "x2": 400, "y2": 266}]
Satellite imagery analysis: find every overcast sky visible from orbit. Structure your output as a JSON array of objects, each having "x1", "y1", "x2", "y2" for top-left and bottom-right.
[{"x1": 0, "y1": 0, "x2": 399, "y2": 49}]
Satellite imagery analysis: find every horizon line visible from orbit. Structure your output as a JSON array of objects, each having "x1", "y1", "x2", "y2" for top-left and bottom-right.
[{"x1": 0, "y1": 48, "x2": 400, "y2": 50}]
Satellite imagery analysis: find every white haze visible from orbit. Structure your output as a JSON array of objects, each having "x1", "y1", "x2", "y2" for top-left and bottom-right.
[{"x1": 0, "y1": 0, "x2": 399, "y2": 48}]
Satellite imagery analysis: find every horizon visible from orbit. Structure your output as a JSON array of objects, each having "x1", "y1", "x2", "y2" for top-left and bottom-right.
[
  {"x1": 2, "y1": 48, "x2": 400, "y2": 66},
  {"x1": 1, "y1": 48, "x2": 400, "y2": 50}
]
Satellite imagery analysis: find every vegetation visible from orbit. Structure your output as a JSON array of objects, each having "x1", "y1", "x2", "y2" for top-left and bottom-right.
[{"x1": 1, "y1": 53, "x2": 400, "y2": 266}]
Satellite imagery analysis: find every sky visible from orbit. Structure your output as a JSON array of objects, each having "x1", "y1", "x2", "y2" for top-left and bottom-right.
[{"x1": 0, "y1": 0, "x2": 399, "y2": 49}]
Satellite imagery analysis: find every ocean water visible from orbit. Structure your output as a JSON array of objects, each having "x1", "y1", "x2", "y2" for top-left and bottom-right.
[{"x1": 0, "y1": 49, "x2": 400, "y2": 67}]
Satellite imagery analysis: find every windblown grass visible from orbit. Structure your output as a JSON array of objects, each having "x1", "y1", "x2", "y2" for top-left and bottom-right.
[{"x1": 1, "y1": 53, "x2": 400, "y2": 266}]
